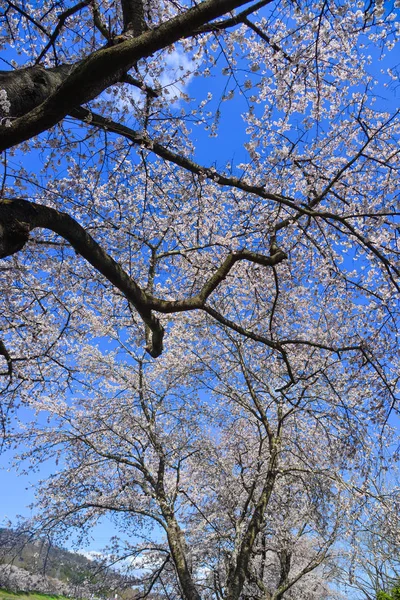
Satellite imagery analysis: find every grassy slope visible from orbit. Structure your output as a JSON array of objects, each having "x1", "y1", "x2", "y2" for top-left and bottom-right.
[{"x1": 0, "y1": 590, "x2": 71, "y2": 600}]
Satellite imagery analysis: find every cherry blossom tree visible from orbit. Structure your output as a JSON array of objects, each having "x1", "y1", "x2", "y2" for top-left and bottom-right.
[
  {"x1": 338, "y1": 480, "x2": 400, "y2": 599},
  {"x1": 0, "y1": 0, "x2": 399, "y2": 598},
  {"x1": 0, "y1": 0, "x2": 399, "y2": 367},
  {"x1": 9, "y1": 335, "x2": 351, "y2": 599}
]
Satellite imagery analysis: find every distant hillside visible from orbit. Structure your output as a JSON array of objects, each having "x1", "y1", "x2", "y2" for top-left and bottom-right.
[{"x1": 0, "y1": 529, "x2": 132, "y2": 599}]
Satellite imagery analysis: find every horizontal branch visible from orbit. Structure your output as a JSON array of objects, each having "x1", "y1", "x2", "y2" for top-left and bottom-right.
[
  {"x1": 72, "y1": 109, "x2": 397, "y2": 288},
  {"x1": 146, "y1": 248, "x2": 287, "y2": 313},
  {"x1": 69, "y1": 106, "x2": 294, "y2": 207},
  {"x1": 2, "y1": 199, "x2": 373, "y2": 370},
  {"x1": 191, "y1": 0, "x2": 274, "y2": 35}
]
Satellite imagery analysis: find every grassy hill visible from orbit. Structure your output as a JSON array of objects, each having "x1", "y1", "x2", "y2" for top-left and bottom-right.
[
  {"x1": 0, "y1": 529, "x2": 130, "y2": 598},
  {"x1": 0, "y1": 528, "x2": 103, "y2": 586}
]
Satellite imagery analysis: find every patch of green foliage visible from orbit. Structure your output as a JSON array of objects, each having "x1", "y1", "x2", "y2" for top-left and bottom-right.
[{"x1": 377, "y1": 586, "x2": 400, "y2": 600}]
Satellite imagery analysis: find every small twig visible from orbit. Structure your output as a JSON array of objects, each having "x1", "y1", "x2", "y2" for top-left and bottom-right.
[{"x1": 36, "y1": 0, "x2": 92, "y2": 64}]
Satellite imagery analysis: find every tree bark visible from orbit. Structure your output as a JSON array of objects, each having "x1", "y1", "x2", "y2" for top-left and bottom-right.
[
  {"x1": 0, "y1": 65, "x2": 74, "y2": 120},
  {"x1": 0, "y1": 198, "x2": 164, "y2": 358},
  {"x1": 121, "y1": 0, "x2": 147, "y2": 35}
]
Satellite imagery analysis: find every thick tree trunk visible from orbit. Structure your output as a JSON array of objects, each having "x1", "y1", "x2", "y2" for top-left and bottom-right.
[
  {"x1": 155, "y1": 459, "x2": 201, "y2": 600},
  {"x1": 121, "y1": 0, "x2": 148, "y2": 35},
  {"x1": 275, "y1": 549, "x2": 292, "y2": 600}
]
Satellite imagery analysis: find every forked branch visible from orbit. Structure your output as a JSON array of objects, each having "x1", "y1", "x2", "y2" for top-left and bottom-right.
[{"x1": 0, "y1": 198, "x2": 286, "y2": 358}]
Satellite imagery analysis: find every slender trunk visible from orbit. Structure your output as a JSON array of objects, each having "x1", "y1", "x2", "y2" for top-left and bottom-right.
[
  {"x1": 225, "y1": 449, "x2": 279, "y2": 600},
  {"x1": 155, "y1": 452, "x2": 201, "y2": 600},
  {"x1": 164, "y1": 512, "x2": 201, "y2": 600},
  {"x1": 274, "y1": 549, "x2": 291, "y2": 600}
]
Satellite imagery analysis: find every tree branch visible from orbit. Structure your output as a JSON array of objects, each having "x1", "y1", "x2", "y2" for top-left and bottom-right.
[
  {"x1": 35, "y1": 0, "x2": 92, "y2": 64},
  {"x1": 0, "y1": 0, "x2": 264, "y2": 151},
  {"x1": 226, "y1": 450, "x2": 279, "y2": 600},
  {"x1": 191, "y1": 0, "x2": 274, "y2": 35},
  {"x1": 0, "y1": 64, "x2": 75, "y2": 119},
  {"x1": 0, "y1": 198, "x2": 287, "y2": 359},
  {"x1": 0, "y1": 198, "x2": 164, "y2": 358},
  {"x1": 69, "y1": 106, "x2": 292, "y2": 208}
]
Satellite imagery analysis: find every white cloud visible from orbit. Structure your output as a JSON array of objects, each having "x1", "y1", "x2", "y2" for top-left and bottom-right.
[
  {"x1": 77, "y1": 549, "x2": 105, "y2": 562},
  {"x1": 159, "y1": 46, "x2": 196, "y2": 100}
]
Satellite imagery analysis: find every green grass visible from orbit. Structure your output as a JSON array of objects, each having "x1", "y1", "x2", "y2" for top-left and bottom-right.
[{"x1": 0, "y1": 590, "x2": 71, "y2": 600}]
